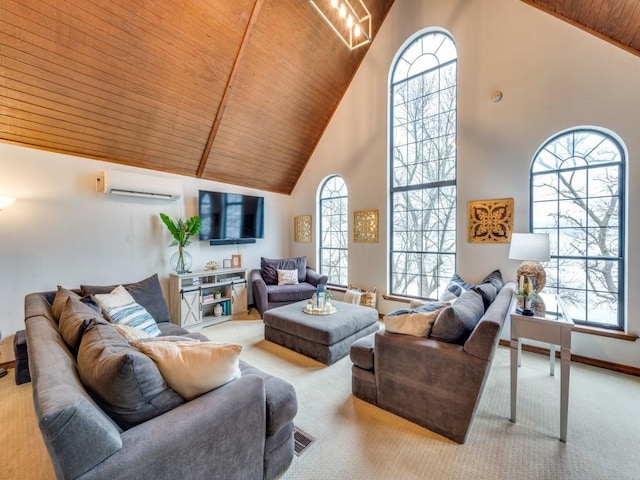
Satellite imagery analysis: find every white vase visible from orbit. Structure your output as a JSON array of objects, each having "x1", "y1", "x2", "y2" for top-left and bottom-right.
[{"x1": 213, "y1": 304, "x2": 223, "y2": 317}]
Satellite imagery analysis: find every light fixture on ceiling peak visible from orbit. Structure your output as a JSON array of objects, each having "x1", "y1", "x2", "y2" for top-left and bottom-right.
[
  {"x1": 0, "y1": 195, "x2": 16, "y2": 211},
  {"x1": 308, "y1": 0, "x2": 372, "y2": 51}
]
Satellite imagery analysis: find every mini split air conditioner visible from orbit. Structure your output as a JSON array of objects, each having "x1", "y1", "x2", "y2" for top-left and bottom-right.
[{"x1": 96, "y1": 170, "x2": 182, "y2": 201}]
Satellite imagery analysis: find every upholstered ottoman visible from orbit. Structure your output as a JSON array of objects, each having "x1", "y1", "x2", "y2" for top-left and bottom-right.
[{"x1": 263, "y1": 300, "x2": 379, "y2": 365}]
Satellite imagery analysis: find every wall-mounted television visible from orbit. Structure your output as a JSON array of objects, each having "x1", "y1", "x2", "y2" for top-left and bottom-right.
[{"x1": 199, "y1": 190, "x2": 264, "y2": 245}]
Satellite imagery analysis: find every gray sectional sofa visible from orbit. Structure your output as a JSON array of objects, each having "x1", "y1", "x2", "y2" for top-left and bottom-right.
[
  {"x1": 350, "y1": 274, "x2": 515, "y2": 444},
  {"x1": 24, "y1": 274, "x2": 297, "y2": 480}
]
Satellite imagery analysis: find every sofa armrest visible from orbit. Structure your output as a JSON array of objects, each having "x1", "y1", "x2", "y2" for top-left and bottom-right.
[
  {"x1": 250, "y1": 268, "x2": 269, "y2": 316},
  {"x1": 464, "y1": 282, "x2": 515, "y2": 360},
  {"x1": 80, "y1": 375, "x2": 267, "y2": 480},
  {"x1": 305, "y1": 267, "x2": 327, "y2": 287}
]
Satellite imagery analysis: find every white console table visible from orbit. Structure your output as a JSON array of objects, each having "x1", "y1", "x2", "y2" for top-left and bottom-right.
[
  {"x1": 169, "y1": 268, "x2": 248, "y2": 329},
  {"x1": 510, "y1": 293, "x2": 574, "y2": 442}
]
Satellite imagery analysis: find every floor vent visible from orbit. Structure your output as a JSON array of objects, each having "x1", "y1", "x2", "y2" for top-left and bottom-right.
[{"x1": 294, "y1": 426, "x2": 315, "y2": 456}]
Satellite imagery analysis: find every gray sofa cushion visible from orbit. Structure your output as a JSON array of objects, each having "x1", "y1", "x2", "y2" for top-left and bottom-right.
[
  {"x1": 77, "y1": 322, "x2": 184, "y2": 430},
  {"x1": 350, "y1": 333, "x2": 376, "y2": 370},
  {"x1": 59, "y1": 296, "x2": 106, "y2": 353},
  {"x1": 267, "y1": 282, "x2": 317, "y2": 303},
  {"x1": 429, "y1": 289, "x2": 485, "y2": 344},
  {"x1": 81, "y1": 273, "x2": 170, "y2": 323},
  {"x1": 261, "y1": 257, "x2": 307, "y2": 285}
]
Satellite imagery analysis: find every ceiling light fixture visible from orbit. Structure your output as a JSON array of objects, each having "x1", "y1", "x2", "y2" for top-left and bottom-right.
[
  {"x1": 308, "y1": 0, "x2": 372, "y2": 50},
  {"x1": 0, "y1": 195, "x2": 16, "y2": 211}
]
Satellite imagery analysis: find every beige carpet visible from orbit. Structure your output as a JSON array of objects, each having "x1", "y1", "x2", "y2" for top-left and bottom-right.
[{"x1": 2, "y1": 317, "x2": 639, "y2": 480}]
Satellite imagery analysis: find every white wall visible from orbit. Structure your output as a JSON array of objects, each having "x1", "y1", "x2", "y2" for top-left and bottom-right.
[
  {"x1": 0, "y1": 143, "x2": 291, "y2": 336},
  {"x1": 291, "y1": 0, "x2": 640, "y2": 367}
]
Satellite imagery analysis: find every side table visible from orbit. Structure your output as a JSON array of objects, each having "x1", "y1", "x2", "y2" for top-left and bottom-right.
[{"x1": 510, "y1": 293, "x2": 574, "y2": 442}]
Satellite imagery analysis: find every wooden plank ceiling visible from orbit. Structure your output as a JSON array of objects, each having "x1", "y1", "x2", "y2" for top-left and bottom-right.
[
  {"x1": 521, "y1": 1, "x2": 640, "y2": 58},
  {"x1": 1, "y1": 0, "x2": 394, "y2": 194}
]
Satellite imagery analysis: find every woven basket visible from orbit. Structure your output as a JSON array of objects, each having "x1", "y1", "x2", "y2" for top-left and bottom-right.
[{"x1": 348, "y1": 284, "x2": 377, "y2": 309}]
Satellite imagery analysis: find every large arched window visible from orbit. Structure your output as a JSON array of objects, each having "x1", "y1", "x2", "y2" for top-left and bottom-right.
[
  {"x1": 389, "y1": 29, "x2": 457, "y2": 299},
  {"x1": 531, "y1": 128, "x2": 625, "y2": 330},
  {"x1": 319, "y1": 175, "x2": 348, "y2": 287}
]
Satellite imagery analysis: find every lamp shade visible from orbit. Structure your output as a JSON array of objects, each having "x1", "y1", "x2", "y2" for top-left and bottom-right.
[{"x1": 508, "y1": 233, "x2": 550, "y2": 262}]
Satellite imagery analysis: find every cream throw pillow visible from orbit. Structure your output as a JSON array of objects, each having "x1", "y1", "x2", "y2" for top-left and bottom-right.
[
  {"x1": 277, "y1": 269, "x2": 299, "y2": 285},
  {"x1": 132, "y1": 340, "x2": 242, "y2": 400},
  {"x1": 384, "y1": 303, "x2": 449, "y2": 337},
  {"x1": 113, "y1": 323, "x2": 151, "y2": 341}
]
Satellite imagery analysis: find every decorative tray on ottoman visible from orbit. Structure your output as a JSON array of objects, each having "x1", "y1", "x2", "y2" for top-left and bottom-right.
[{"x1": 302, "y1": 304, "x2": 336, "y2": 315}]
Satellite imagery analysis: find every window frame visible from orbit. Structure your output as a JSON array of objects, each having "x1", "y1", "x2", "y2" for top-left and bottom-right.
[
  {"x1": 530, "y1": 127, "x2": 626, "y2": 330},
  {"x1": 318, "y1": 175, "x2": 349, "y2": 287},
  {"x1": 388, "y1": 28, "x2": 458, "y2": 300}
]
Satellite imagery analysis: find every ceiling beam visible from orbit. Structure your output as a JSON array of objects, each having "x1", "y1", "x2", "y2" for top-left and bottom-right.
[{"x1": 196, "y1": 0, "x2": 264, "y2": 177}]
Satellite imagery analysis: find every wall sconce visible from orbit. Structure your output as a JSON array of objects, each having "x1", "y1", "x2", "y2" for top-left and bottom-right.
[
  {"x1": 308, "y1": 0, "x2": 372, "y2": 50},
  {"x1": 0, "y1": 196, "x2": 16, "y2": 211}
]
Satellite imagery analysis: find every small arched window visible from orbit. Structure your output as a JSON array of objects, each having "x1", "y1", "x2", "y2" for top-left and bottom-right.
[
  {"x1": 531, "y1": 128, "x2": 625, "y2": 329},
  {"x1": 318, "y1": 175, "x2": 348, "y2": 286}
]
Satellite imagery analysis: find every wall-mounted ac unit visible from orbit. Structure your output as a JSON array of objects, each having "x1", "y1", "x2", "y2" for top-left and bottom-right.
[{"x1": 96, "y1": 170, "x2": 182, "y2": 201}]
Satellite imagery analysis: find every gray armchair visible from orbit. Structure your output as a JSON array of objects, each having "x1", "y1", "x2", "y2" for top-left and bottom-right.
[{"x1": 250, "y1": 256, "x2": 327, "y2": 316}]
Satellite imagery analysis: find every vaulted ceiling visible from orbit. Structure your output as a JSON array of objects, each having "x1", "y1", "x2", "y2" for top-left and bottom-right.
[
  {"x1": 1, "y1": 0, "x2": 394, "y2": 194},
  {"x1": 2, "y1": 1, "x2": 639, "y2": 195},
  {"x1": 521, "y1": 1, "x2": 640, "y2": 58}
]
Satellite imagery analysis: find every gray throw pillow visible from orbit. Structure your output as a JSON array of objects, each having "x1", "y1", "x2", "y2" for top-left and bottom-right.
[
  {"x1": 472, "y1": 282, "x2": 498, "y2": 310},
  {"x1": 429, "y1": 289, "x2": 485, "y2": 344},
  {"x1": 81, "y1": 274, "x2": 170, "y2": 323},
  {"x1": 59, "y1": 296, "x2": 106, "y2": 353},
  {"x1": 51, "y1": 286, "x2": 81, "y2": 322},
  {"x1": 481, "y1": 269, "x2": 504, "y2": 292},
  {"x1": 260, "y1": 256, "x2": 307, "y2": 285},
  {"x1": 77, "y1": 323, "x2": 184, "y2": 430}
]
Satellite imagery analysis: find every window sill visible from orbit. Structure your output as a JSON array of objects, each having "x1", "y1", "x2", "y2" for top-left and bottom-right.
[{"x1": 572, "y1": 325, "x2": 638, "y2": 342}]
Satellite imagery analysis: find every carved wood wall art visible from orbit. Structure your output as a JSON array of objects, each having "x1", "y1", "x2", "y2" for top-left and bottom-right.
[{"x1": 468, "y1": 198, "x2": 514, "y2": 243}]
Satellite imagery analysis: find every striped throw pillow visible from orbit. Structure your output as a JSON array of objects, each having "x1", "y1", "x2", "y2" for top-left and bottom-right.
[{"x1": 104, "y1": 302, "x2": 161, "y2": 337}]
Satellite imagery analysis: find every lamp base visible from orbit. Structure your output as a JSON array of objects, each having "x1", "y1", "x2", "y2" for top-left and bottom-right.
[
  {"x1": 521, "y1": 309, "x2": 534, "y2": 316},
  {"x1": 517, "y1": 261, "x2": 546, "y2": 293}
]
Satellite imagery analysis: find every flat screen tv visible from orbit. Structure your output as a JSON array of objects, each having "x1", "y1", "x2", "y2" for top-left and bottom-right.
[{"x1": 199, "y1": 190, "x2": 264, "y2": 243}]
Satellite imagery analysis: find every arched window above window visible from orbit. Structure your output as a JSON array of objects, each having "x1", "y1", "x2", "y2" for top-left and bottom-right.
[
  {"x1": 389, "y1": 29, "x2": 457, "y2": 299},
  {"x1": 531, "y1": 128, "x2": 625, "y2": 330},
  {"x1": 318, "y1": 175, "x2": 348, "y2": 287}
]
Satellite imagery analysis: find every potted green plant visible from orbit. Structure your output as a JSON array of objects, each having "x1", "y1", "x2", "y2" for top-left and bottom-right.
[
  {"x1": 159, "y1": 213, "x2": 201, "y2": 274},
  {"x1": 213, "y1": 290, "x2": 222, "y2": 300}
]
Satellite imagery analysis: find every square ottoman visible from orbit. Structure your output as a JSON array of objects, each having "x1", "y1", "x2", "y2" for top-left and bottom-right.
[{"x1": 263, "y1": 300, "x2": 379, "y2": 365}]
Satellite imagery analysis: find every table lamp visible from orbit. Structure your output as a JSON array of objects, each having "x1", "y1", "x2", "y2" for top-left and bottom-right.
[{"x1": 508, "y1": 233, "x2": 550, "y2": 293}]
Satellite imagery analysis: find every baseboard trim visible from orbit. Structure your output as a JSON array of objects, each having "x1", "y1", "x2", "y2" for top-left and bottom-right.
[{"x1": 498, "y1": 339, "x2": 640, "y2": 377}]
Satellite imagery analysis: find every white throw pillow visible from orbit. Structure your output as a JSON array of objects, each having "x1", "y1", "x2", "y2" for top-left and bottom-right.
[
  {"x1": 343, "y1": 289, "x2": 362, "y2": 304},
  {"x1": 94, "y1": 285, "x2": 135, "y2": 309},
  {"x1": 277, "y1": 269, "x2": 299, "y2": 286},
  {"x1": 384, "y1": 303, "x2": 449, "y2": 337},
  {"x1": 132, "y1": 340, "x2": 242, "y2": 400}
]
